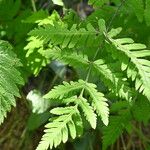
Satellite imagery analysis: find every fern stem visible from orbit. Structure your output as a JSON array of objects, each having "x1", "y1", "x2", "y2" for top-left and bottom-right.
[
  {"x1": 79, "y1": 46, "x2": 100, "y2": 97},
  {"x1": 139, "y1": 123, "x2": 143, "y2": 150},
  {"x1": 79, "y1": 64, "x2": 92, "y2": 97},
  {"x1": 31, "y1": 0, "x2": 37, "y2": 12},
  {"x1": 117, "y1": 138, "x2": 120, "y2": 150},
  {"x1": 121, "y1": 135, "x2": 127, "y2": 150},
  {"x1": 48, "y1": 66, "x2": 66, "y2": 91},
  {"x1": 80, "y1": 0, "x2": 126, "y2": 101},
  {"x1": 126, "y1": 134, "x2": 132, "y2": 150},
  {"x1": 132, "y1": 125, "x2": 150, "y2": 147}
]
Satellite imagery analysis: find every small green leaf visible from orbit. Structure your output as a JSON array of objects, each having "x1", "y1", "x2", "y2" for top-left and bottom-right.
[
  {"x1": 78, "y1": 97, "x2": 97, "y2": 129},
  {"x1": 52, "y1": 0, "x2": 64, "y2": 6},
  {"x1": 98, "y1": 19, "x2": 106, "y2": 32}
]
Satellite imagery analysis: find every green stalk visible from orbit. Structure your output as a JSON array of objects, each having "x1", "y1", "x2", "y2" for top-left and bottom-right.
[{"x1": 31, "y1": 0, "x2": 37, "y2": 12}]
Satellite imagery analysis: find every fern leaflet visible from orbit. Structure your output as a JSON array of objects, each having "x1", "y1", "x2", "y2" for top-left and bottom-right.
[
  {"x1": 102, "y1": 110, "x2": 131, "y2": 150},
  {"x1": 44, "y1": 80, "x2": 85, "y2": 99},
  {"x1": 0, "y1": 41, "x2": 24, "y2": 124},
  {"x1": 36, "y1": 106, "x2": 82, "y2": 150},
  {"x1": 128, "y1": 0, "x2": 144, "y2": 22},
  {"x1": 93, "y1": 59, "x2": 134, "y2": 101},
  {"x1": 43, "y1": 47, "x2": 89, "y2": 69},
  {"x1": 84, "y1": 82, "x2": 109, "y2": 126},
  {"x1": 29, "y1": 21, "x2": 102, "y2": 48},
  {"x1": 106, "y1": 28, "x2": 150, "y2": 101},
  {"x1": 77, "y1": 96, "x2": 97, "y2": 129}
]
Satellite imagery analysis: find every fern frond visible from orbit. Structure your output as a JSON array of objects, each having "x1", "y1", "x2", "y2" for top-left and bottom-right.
[
  {"x1": 128, "y1": 0, "x2": 144, "y2": 22},
  {"x1": 110, "y1": 101, "x2": 129, "y2": 113},
  {"x1": 52, "y1": 0, "x2": 64, "y2": 6},
  {"x1": 132, "y1": 95, "x2": 150, "y2": 124},
  {"x1": 102, "y1": 111, "x2": 131, "y2": 150},
  {"x1": 44, "y1": 80, "x2": 109, "y2": 127},
  {"x1": 25, "y1": 36, "x2": 44, "y2": 57},
  {"x1": 29, "y1": 21, "x2": 102, "y2": 48},
  {"x1": 39, "y1": 79, "x2": 109, "y2": 149},
  {"x1": 24, "y1": 11, "x2": 63, "y2": 75},
  {"x1": 93, "y1": 59, "x2": 134, "y2": 101},
  {"x1": 77, "y1": 96, "x2": 97, "y2": 129},
  {"x1": 43, "y1": 47, "x2": 89, "y2": 69},
  {"x1": 0, "y1": 0, "x2": 20, "y2": 21},
  {"x1": 44, "y1": 80, "x2": 85, "y2": 99},
  {"x1": 106, "y1": 28, "x2": 150, "y2": 100},
  {"x1": 25, "y1": 39, "x2": 90, "y2": 75},
  {"x1": 44, "y1": 80, "x2": 109, "y2": 126},
  {"x1": 0, "y1": 41, "x2": 24, "y2": 124},
  {"x1": 25, "y1": 19, "x2": 105, "y2": 75},
  {"x1": 107, "y1": 27, "x2": 122, "y2": 38},
  {"x1": 127, "y1": 0, "x2": 150, "y2": 26},
  {"x1": 36, "y1": 106, "x2": 83, "y2": 150},
  {"x1": 84, "y1": 82, "x2": 109, "y2": 126},
  {"x1": 23, "y1": 10, "x2": 48, "y2": 24},
  {"x1": 24, "y1": 36, "x2": 49, "y2": 75}
]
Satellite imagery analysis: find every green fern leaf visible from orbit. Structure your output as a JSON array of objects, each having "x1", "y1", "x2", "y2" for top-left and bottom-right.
[
  {"x1": 0, "y1": 0, "x2": 21, "y2": 21},
  {"x1": 107, "y1": 27, "x2": 122, "y2": 38},
  {"x1": 52, "y1": 0, "x2": 64, "y2": 6},
  {"x1": 102, "y1": 111, "x2": 131, "y2": 150},
  {"x1": 110, "y1": 101, "x2": 129, "y2": 113},
  {"x1": 77, "y1": 96, "x2": 97, "y2": 129},
  {"x1": 50, "y1": 106, "x2": 76, "y2": 115},
  {"x1": 43, "y1": 47, "x2": 89, "y2": 69},
  {"x1": 36, "y1": 106, "x2": 82, "y2": 150},
  {"x1": 29, "y1": 21, "x2": 102, "y2": 48},
  {"x1": 44, "y1": 80, "x2": 109, "y2": 126},
  {"x1": 127, "y1": 0, "x2": 150, "y2": 26},
  {"x1": 132, "y1": 95, "x2": 150, "y2": 124},
  {"x1": 93, "y1": 59, "x2": 134, "y2": 101},
  {"x1": 84, "y1": 82, "x2": 109, "y2": 126},
  {"x1": 25, "y1": 38, "x2": 90, "y2": 75},
  {"x1": 24, "y1": 36, "x2": 49, "y2": 76},
  {"x1": 106, "y1": 28, "x2": 150, "y2": 101},
  {"x1": 40, "y1": 78, "x2": 109, "y2": 149},
  {"x1": 0, "y1": 41, "x2": 24, "y2": 124},
  {"x1": 24, "y1": 11, "x2": 62, "y2": 75},
  {"x1": 128, "y1": 0, "x2": 144, "y2": 22},
  {"x1": 67, "y1": 118, "x2": 76, "y2": 139},
  {"x1": 43, "y1": 80, "x2": 85, "y2": 99},
  {"x1": 23, "y1": 10, "x2": 48, "y2": 24}
]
